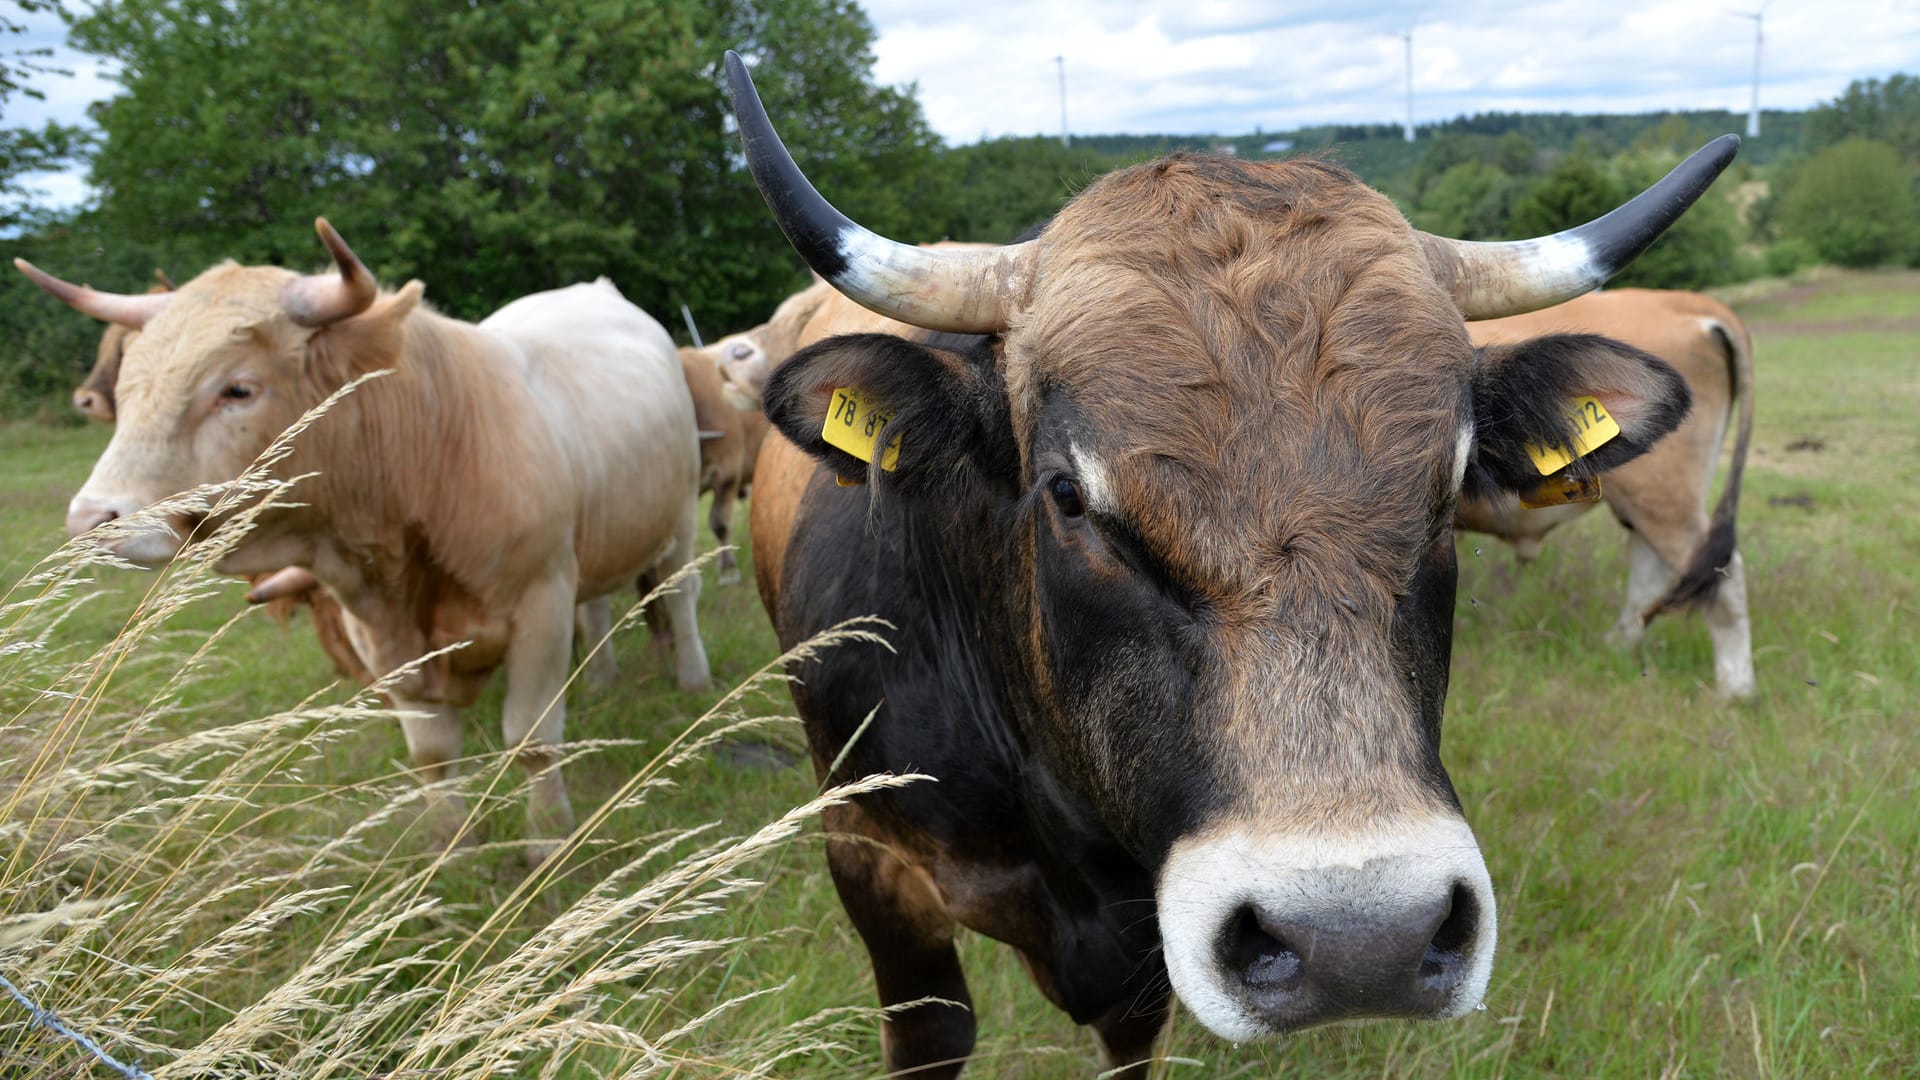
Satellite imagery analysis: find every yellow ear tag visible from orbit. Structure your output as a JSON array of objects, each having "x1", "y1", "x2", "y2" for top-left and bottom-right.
[
  {"x1": 1519, "y1": 473, "x2": 1603, "y2": 509},
  {"x1": 822, "y1": 386, "x2": 901, "y2": 471},
  {"x1": 1523, "y1": 396, "x2": 1621, "y2": 475}
]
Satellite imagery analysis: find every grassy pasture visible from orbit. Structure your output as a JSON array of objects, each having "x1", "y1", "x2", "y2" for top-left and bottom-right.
[{"x1": 1, "y1": 268, "x2": 1916, "y2": 1076}]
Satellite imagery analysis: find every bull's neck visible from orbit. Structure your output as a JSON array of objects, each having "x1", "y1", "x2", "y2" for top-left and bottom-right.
[{"x1": 277, "y1": 308, "x2": 546, "y2": 580}]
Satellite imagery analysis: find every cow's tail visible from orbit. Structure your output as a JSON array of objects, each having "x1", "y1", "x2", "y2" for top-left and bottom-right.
[{"x1": 1644, "y1": 311, "x2": 1754, "y2": 621}]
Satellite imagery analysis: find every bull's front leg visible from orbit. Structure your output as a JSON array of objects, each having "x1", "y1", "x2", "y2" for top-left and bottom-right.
[
  {"x1": 339, "y1": 605, "x2": 472, "y2": 850},
  {"x1": 502, "y1": 570, "x2": 580, "y2": 862}
]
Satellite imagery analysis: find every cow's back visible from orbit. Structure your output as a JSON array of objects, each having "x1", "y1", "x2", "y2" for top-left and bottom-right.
[{"x1": 480, "y1": 279, "x2": 699, "y2": 597}]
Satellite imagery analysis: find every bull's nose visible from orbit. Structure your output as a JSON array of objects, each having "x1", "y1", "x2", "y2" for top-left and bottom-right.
[
  {"x1": 1157, "y1": 817, "x2": 1497, "y2": 1042},
  {"x1": 1223, "y1": 879, "x2": 1480, "y2": 1027},
  {"x1": 68, "y1": 495, "x2": 126, "y2": 537}
]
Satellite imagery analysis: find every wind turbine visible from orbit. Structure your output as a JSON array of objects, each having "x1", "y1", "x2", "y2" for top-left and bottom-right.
[
  {"x1": 1402, "y1": 30, "x2": 1416, "y2": 142},
  {"x1": 1052, "y1": 55, "x2": 1070, "y2": 148},
  {"x1": 1726, "y1": 5, "x2": 1766, "y2": 138}
]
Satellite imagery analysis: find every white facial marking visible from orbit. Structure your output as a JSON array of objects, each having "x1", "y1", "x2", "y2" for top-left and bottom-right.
[
  {"x1": 1452, "y1": 422, "x2": 1475, "y2": 494},
  {"x1": 1067, "y1": 442, "x2": 1114, "y2": 514},
  {"x1": 1157, "y1": 815, "x2": 1497, "y2": 1042}
]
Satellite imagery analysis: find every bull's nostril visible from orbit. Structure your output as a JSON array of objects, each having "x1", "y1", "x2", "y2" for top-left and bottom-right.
[
  {"x1": 1225, "y1": 905, "x2": 1302, "y2": 992},
  {"x1": 1420, "y1": 881, "x2": 1479, "y2": 982}
]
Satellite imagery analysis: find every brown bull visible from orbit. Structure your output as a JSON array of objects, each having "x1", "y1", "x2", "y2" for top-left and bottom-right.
[
  {"x1": 1458, "y1": 289, "x2": 1756, "y2": 699},
  {"x1": 725, "y1": 51, "x2": 1732, "y2": 1075}
]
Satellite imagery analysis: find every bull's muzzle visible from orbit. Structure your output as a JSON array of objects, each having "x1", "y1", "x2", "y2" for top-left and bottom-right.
[
  {"x1": 66, "y1": 493, "x2": 188, "y2": 566},
  {"x1": 1157, "y1": 816, "x2": 1496, "y2": 1040}
]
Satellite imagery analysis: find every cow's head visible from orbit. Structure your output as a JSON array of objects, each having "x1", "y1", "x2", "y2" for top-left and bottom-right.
[
  {"x1": 18, "y1": 221, "x2": 419, "y2": 564},
  {"x1": 727, "y1": 53, "x2": 1730, "y2": 1038},
  {"x1": 709, "y1": 332, "x2": 772, "y2": 409}
]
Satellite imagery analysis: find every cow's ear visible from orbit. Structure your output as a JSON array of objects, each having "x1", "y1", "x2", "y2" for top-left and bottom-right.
[
  {"x1": 762, "y1": 332, "x2": 1016, "y2": 495},
  {"x1": 1465, "y1": 332, "x2": 1691, "y2": 498},
  {"x1": 304, "y1": 280, "x2": 425, "y2": 381}
]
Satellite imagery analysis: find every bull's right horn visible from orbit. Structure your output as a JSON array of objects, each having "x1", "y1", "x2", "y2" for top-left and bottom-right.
[
  {"x1": 1419, "y1": 135, "x2": 1740, "y2": 320},
  {"x1": 280, "y1": 218, "x2": 380, "y2": 327},
  {"x1": 13, "y1": 258, "x2": 175, "y2": 328},
  {"x1": 724, "y1": 50, "x2": 1031, "y2": 334}
]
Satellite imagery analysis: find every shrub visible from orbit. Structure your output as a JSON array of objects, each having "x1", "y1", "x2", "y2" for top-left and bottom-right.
[{"x1": 1774, "y1": 138, "x2": 1919, "y2": 267}]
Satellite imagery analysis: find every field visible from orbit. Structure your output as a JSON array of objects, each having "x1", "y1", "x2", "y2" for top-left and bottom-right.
[{"x1": 2, "y1": 268, "x2": 1917, "y2": 1076}]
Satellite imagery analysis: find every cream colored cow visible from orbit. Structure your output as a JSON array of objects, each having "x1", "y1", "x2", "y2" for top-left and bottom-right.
[{"x1": 22, "y1": 220, "x2": 711, "y2": 858}]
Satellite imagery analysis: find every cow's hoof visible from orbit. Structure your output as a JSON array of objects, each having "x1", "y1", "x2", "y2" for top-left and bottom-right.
[{"x1": 717, "y1": 567, "x2": 742, "y2": 588}]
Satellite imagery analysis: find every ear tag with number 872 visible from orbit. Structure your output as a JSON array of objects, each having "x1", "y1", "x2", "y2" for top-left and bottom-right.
[
  {"x1": 1524, "y1": 396, "x2": 1621, "y2": 475},
  {"x1": 822, "y1": 386, "x2": 901, "y2": 471}
]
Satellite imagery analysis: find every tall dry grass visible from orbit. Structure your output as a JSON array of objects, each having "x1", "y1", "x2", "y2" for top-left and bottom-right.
[{"x1": 0, "y1": 382, "x2": 905, "y2": 1077}]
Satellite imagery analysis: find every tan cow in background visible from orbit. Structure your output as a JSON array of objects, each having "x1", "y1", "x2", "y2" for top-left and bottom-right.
[
  {"x1": 21, "y1": 220, "x2": 711, "y2": 859},
  {"x1": 676, "y1": 344, "x2": 770, "y2": 585},
  {"x1": 1458, "y1": 288, "x2": 1756, "y2": 700},
  {"x1": 70, "y1": 269, "x2": 175, "y2": 422}
]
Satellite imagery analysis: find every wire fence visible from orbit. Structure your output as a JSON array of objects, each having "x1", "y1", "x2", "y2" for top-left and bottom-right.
[{"x1": 1, "y1": 972, "x2": 156, "y2": 1080}]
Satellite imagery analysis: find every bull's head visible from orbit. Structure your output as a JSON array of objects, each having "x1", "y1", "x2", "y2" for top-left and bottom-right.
[
  {"x1": 726, "y1": 53, "x2": 1728, "y2": 1038},
  {"x1": 18, "y1": 221, "x2": 419, "y2": 565}
]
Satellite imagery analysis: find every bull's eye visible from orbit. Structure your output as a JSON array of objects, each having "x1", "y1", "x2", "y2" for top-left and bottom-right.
[
  {"x1": 220, "y1": 383, "x2": 254, "y2": 402},
  {"x1": 1049, "y1": 475, "x2": 1085, "y2": 518}
]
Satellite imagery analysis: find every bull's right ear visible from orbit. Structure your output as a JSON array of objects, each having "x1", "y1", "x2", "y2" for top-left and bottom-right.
[{"x1": 761, "y1": 332, "x2": 1016, "y2": 497}]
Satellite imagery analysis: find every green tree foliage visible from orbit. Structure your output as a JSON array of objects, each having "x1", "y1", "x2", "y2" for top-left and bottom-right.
[
  {"x1": 65, "y1": 0, "x2": 941, "y2": 332},
  {"x1": 937, "y1": 136, "x2": 1114, "y2": 242},
  {"x1": 1807, "y1": 74, "x2": 1920, "y2": 166},
  {"x1": 1775, "y1": 138, "x2": 1919, "y2": 267},
  {"x1": 1, "y1": 0, "x2": 88, "y2": 232},
  {"x1": 1410, "y1": 161, "x2": 1525, "y2": 240}
]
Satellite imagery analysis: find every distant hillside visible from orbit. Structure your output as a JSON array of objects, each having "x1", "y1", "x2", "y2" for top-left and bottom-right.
[{"x1": 1057, "y1": 108, "x2": 1807, "y2": 202}]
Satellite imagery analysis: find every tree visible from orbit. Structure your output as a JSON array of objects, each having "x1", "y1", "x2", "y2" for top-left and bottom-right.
[
  {"x1": 1411, "y1": 161, "x2": 1525, "y2": 241},
  {"x1": 936, "y1": 136, "x2": 1115, "y2": 243},
  {"x1": 67, "y1": 0, "x2": 945, "y2": 333},
  {"x1": 1806, "y1": 74, "x2": 1920, "y2": 167},
  {"x1": 1, "y1": 0, "x2": 88, "y2": 232},
  {"x1": 1775, "y1": 138, "x2": 1918, "y2": 267}
]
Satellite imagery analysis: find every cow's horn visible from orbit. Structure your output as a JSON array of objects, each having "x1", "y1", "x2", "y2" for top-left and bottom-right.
[
  {"x1": 281, "y1": 218, "x2": 379, "y2": 327},
  {"x1": 12, "y1": 258, "x2": 175, "y2": 328},
  {"x1": 724, "y1": 50, "x2": 1030, "y2": 334},
  {"x1": 1418, "y1": 135, "x2": 1740, "y2": 320}
]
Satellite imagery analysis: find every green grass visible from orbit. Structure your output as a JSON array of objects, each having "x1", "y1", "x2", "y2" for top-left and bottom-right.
[{"x1": 2, "y1": 268, "x2": 1916, "y2": 1075}]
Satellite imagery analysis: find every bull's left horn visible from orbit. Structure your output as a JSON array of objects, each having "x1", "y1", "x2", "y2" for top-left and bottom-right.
[
  {"x1": 1419, "y1": 135, "x2": 1740, "y2": 321},
  {"x1": 280, "y1": 218, "x2": 379, "y2": 327},
  {"x1": 13, "y1": 258, "x2": 175, "y2": 327},
  {"x1": 724, "y1": 50, "x2": 1030, "y2": 334}
]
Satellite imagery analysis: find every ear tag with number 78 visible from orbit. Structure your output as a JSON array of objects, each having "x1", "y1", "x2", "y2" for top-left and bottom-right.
[
  {"x1": 1524, "y1": 396, "x2": 1621, "y2": 475},
  {"x1": 822, "y1": 386, "x2": 901, "y2": 471}
]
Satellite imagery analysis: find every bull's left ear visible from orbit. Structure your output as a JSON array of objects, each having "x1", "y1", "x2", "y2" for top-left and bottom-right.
[
  {"x1": 1465, "y1": 332, "x2": 1691, "y2": 498},
  {"x1": 761, "y1": 332, "x2": 1017, "y2": 497},
  {"x1": 304, "y1": 280, "x2": 425, "y2": 380}
]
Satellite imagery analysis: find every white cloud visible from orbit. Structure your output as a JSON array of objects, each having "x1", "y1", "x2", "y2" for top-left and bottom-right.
[
  {"x1": 6, "y1": 0, "x2": 1920, "y2": 216},
  {"x1": 870, "y1": 0, "x2": 1920, "y2": 140}
]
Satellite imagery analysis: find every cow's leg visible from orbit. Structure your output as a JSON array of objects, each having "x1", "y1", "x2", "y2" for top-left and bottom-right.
[
  {"x1": 711, "y1": 478, "x2": 742, "y2": 587},
  {"x1": 574, "y1": 597, "x2": 616, "y2": 692},
  {"x1": 825, "y1": 809, "x2": 975, "y2": 1078},
  {"x1": 652, "y1": 497, "x2": 712, "y2": 692},
  {"x1": 1608, "y1": 532, "x2": 1674, "y2": 648},
  {"x1": 1705, "y1": 549, "x2": 1756, "y2": 701},
  {"x1": 339, "y1": 607, "x2": 472, "y2": 846},
  {"x1": 1090, "y1": 991, "x2": 1173, "y2": 1080},
  {"x1": 501, "y1": 572, "x2": 579, "y2": 862}
]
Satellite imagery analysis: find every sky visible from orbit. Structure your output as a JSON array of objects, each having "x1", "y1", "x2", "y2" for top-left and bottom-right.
[{"x1": 6, "y1": 1, "x2": 1919, "y2": 209}]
